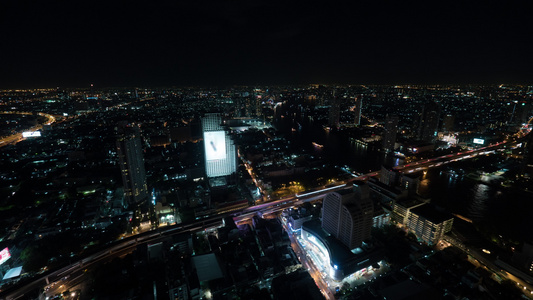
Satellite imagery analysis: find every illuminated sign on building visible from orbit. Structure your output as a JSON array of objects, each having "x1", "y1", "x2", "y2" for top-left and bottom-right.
[
  {"x1": 202, "y1": 114, "x2": 237, "y2": 178},
  {"x1": 204, "y1": 131, "x2": 226, "y2": 161},
  {"x1": 0, "y1": 248, "x2": 11, "y2": 265},
  {"x1": 473, "y1": 138, "x2": 484, "y2": 145},
  {"x1": 22, "y1": 131, "x2": 41, "y2": 138}
]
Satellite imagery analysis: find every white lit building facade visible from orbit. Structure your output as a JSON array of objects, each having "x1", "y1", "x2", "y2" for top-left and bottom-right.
[
  {"x1": 322, "y1": 184, "x2": 374, "y2": 250},
  {"x1": 202, "y1": 114, "x2": 237, "y2": 178},
  {"x1": 301, "y1": 219, "x2": 385, "y2": 282},
  {"x1": 406, "y1": 204, "x2": 453, "y2": 245}
]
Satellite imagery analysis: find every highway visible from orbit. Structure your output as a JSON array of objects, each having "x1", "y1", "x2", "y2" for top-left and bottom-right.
[
  {"x1": 0, "y1": 218, "x2": 223, "y2": 300},
  {"x1": 0, "y1": 111, "x2": 56, "y2": 148},
  {"x1": 1, "y1": 186, "x2": 345, "y2": 300},
  {"x1": 392, "y1": 138, "x2": 525, "y2": 174}
]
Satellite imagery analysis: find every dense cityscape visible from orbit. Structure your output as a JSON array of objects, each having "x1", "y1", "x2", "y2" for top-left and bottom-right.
[{"x1": 0, "y1": 84, "x2": 532, "y2": 299}]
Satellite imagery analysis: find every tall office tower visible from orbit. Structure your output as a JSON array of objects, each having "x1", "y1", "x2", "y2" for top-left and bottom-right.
[
  {"x1": 202, "y1": 113, "x2": 237, "y2": 178},
  {"x1": 509, "y1": 101, "x2": 532, "y2": 125},
  {"x1": 245, "y1": 97, "x2": 253, "y2": 118},
  {"x1": 354, "y1": 95, "x2": 362, "y2": 126},
  {"x1": 255, "y1": 95, "x2": 262, "y2": 117},
  {"x1": 116, "y1": 126, "x2": 148, "y2": 206},
  {"x1": 522, "y1": 132, "x2": 533, "y2": 176},
  {"x1": 382, "y1": 114, "x2": 399, "y2": 152},
  {"x1": 318, "y1": 95, "x2": 326, "y2": 107},
  {"x1": 380, "y1": 165, "x2": 400, "y2": 186},
  {"x1": 321, "y1": 183, "x2": 374, "y2": 249},
  {"x1": 417, "y1": 101, "x2": 441, "y2": 143},
  {"x1": 234, "y1": 98, "x2": 245, "y2": 118},
  {"x1": 442, "y1": 114, "x2": 455, "y2": 132},
  {"x1": 328, "y1": 91, "x2": 341, "y2": 128}
]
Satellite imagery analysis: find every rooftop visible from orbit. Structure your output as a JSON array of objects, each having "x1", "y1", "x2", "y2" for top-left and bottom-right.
[
  {"x1": 411, "y1": 205, "x2": 453, "y2": 224},
  {"x1": 396, "y1": 198, "x2": 425, "y2": 209},
  {"x1": 192, "y1": 253, "x2": 224, "y2": 282},
  {"x1": 302, "y1": 219, "x2": 384, "y2": 274}
]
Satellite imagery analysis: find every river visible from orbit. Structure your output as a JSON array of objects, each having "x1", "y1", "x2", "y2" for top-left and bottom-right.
[
  {"x1": 273, "y1": 113, "x2": 399, "y2": 174},
  {"x1": 273, "y1": 108, "x2": 533, "y2": 242}
]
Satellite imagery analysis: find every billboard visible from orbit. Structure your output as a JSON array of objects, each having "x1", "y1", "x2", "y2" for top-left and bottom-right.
[
  {"x1": 204, "y1": 131, "x2": 226, "y2": 161},
  {"x1": 0, "y1": 247, "x2": 11, "y2": 265},
  {"x1": 22, "y1": 131, "x2": 41, "y2": 138},
  {"x1": 473, "y1": 138, "x2": 484, "y2": 145}
]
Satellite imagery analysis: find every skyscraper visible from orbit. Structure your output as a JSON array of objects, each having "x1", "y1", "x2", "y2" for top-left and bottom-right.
[
  {"x1": 116, "y1": 126, "x2": 148, "y2": 206},
  {"x1": 354, "y1": 95, "x2": 362, "y2": 126},
  {"x1": 509, "y1": 101, "x2": 532, "y2": 125},
  {"x1": 380, "y1": 165, "x2": 400, "y2": 186},
  {"x1": 522, "y1": 132, "x2": 533, "y2": 176},
  {"x1": 442, "y1": 114, "x2": 455, "y2": 133},
  {"x1": 321, "y1": 183, "x2": 373, "y2": 249},
  {"x1": 202, "y1": 113, "x2": 237, "y2": 179},
  {"x1": 328, "y1": 91, "x2": 340, "y2": 128},
  {"x1": 417, "y1": 101, "x2": 441, "y2": 143},
  {"x1": 382, "y1": 114, "x2": 399, "y2": 152}
]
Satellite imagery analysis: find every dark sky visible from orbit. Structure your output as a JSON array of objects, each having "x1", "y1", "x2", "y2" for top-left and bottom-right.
[{"x1": 1, "y1": 1, "x2": 532, "y2": 88}]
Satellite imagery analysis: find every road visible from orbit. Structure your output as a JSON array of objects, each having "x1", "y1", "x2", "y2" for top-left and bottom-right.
[
  {"x1": 444, "y1": 231, "x2": 533, "y2": 299},
  {"x1": 0, "y1": 111, "x2": 56, "y2": 148},
  {"x1": 281, "y1": 218, "x2": 335, "y2": 300},
  {"x1": 0, "y1": 218, "x2": 222, "y2": 300},
  {"x1": 393, "y1": 138, "x2": 525, "y2": 174}
]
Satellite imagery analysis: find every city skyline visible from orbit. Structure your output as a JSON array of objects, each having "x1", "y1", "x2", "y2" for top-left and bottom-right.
[{"x1": 1, "y1": 2, "x2": 533, "y2": 89}]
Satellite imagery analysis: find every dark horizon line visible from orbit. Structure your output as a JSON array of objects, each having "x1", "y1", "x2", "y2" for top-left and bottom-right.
[{"x1": 2, "y1": 81, "x2": 532, "y2": 91}]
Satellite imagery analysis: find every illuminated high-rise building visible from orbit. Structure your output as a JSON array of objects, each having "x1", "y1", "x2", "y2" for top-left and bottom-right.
[
  {"x1": 354, "y1": 95, "x2": 362, "y2": 126},
  {"x1": 417, "y1": 101, "x2": 440, "y2": 143},
  {"x1": 328, "y1": 91, "x2": 340, "y2": 128},
  {"x1": 321, "y1": 183, "x2": 373, "y2": 249},
  {"x1": 522, "y1": 132, "x2": 533, "y2": 176},
  {"x1": 509, "y1": 101, "x2": 532, "y2": 125},
  {"x1": 116, "y1": 126, "x2": 148, "y2": 206},
  {"x1": 202, "y1": 113, "x2": 237, "y2": 179},
  {"x1": 382, "y1": 114, "x2": 399, "y2": 152}
]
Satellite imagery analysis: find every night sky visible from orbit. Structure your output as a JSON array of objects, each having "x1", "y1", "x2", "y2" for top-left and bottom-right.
[{"x1": 1, "y1": 1, "x2": 532, "y2": 88}]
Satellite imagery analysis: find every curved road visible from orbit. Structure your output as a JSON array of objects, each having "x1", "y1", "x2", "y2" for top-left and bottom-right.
[{"x1": 0, "y1": 111, "x2": 56, "y2": 148}]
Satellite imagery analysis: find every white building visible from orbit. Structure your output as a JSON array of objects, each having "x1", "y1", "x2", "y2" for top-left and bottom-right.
[
  {"x1": 321, "y1": 183, "x2": 374, "y2": 250},
  {"x1": 202, "y1": 114, "x2": 237, "y2": 178}
]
